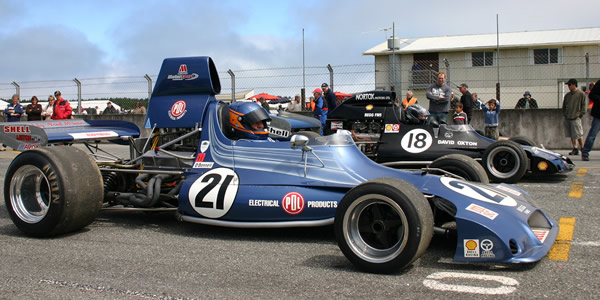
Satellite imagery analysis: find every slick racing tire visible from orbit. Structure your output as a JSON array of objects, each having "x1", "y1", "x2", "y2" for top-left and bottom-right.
[
  {"x1": 335, "y1": 178, "x2": 434, "y2": 273},
  {"x1": 510, "y1": 136, "x2": 537, "y2": 147},
  {"x1": 429, "y1": 154, "x2": 489, "y2": 183},
  {"x1": 4, "y1": 146, "x2": 103, "y2": 237},
  {"x1": 482, "y1": 140, "x2": 528, "y2": 183}
]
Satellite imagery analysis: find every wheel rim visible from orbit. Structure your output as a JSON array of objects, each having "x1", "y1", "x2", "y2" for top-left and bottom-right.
[
  {"x1": 343, "y1": 194, "x2": 409, "y2": 263},
  {"x1": 10, "y1": 165, "x2": 52, "y2": 224},
  {"x1": 486, "y1": 146, "x2": 520, "y2": 179}
]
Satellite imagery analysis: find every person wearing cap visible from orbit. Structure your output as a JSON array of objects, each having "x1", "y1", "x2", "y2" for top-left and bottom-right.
[
  {"x1": 515, "y1": 91, "x2": 539, "y2": 109},
  {"x1": 321, "y1": 83, "x2": 337, "y2": 110},
  {"x1": 582, "y1": 79, "x2": 600, "y2": 161},
  {"x1": 426, "y1": 71, "x2": 452, "y2": 125},
  {"x1": 562, "y1": 79, "x2": 587, "y2": 156},
  {"x1": 312, "y1": 88, "x2": 327, "y2": 135},
  {"x1": 457, "y1": 83, "x2": 474, "y2": 124},
  {"x1": 51, "y1": 90, "x2": 72, "y2": 120},
  {"x1": 103, "y1": 101, "x2": 118, "y2": 115}
]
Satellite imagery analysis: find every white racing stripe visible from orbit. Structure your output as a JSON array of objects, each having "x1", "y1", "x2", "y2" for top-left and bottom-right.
[{"x1": 423, "y1": 271, "x2": 518, "y2": 295}]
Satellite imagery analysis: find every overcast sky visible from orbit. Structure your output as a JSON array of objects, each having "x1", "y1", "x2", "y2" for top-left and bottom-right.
[{"x1": 1, "y1": 0, "x2": 599, "y2": 83}]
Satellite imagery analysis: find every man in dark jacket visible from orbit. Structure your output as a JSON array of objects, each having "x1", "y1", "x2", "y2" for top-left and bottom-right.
[
  {"x1": 515, "y1": 91, "x2": 539, "y2": 109},
  {"x1": 103, "y1": 102, "x2": 118, "y2": 114},
  {"x1": 321, "y1": 83, "x2": 337, "y2": 110},
  {"x1": 457, "y1": 83, "x2": 473, "y2": 124},
  {"x1": 582, "y1": 79, "x2": 600, "y2": 161}
]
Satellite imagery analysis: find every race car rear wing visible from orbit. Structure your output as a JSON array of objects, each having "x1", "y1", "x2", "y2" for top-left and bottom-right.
[{"x1": 0, "y1": 119, "x2": 140, "y2": 151}]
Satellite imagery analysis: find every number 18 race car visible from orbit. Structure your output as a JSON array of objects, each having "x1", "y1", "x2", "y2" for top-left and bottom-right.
[
  {"x1": 324, "y1": 92, "x2": 574, "y2": 183},
  {"x1": 2, "y1": 57, "x2": 558, "y2": 273}
]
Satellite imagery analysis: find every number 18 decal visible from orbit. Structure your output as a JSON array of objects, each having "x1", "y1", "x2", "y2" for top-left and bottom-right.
[
  {"x1": 188, "y1": 168, "x2": 239, "y2": 218},
  {"x1": 400, "y1": 129, "x2": 433, "y2": 153}
]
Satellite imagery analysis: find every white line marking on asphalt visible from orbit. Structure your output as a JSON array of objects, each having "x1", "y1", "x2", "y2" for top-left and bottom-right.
[
  {"x1": 572, "y1": 241, "x2": 600, "y2": 247},
  {"x1": 423, "y1": 271, "x2": 518, "y2": 295}
]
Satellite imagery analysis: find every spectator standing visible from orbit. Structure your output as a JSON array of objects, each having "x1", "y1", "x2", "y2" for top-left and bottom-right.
[
  {"x1": 25, "y1": 96, "x2": 43, "y2": 121},
  {"x1": 132, "y1": 101, "x2": 147, "y2": 114},
  {"x1": 103, "y1": 101, "x2": 118, "y2": 114},
  {"x1": 306, "y1": 96, "x2": 315, "y2": 111},
  {"x1": 588, "y1": 82, "x2": 596, "y2": 109},
  {"x1": 287, "y1": 95, "x2": 302, "y2": 112},
  {"x1": 258, "y1": 97, "x2": 270, "y2": 112},
  {"x1": 582, "y1": 79, "x2": 600, "y2": 161},
  {"x1": 426, "y1": 72, "x2": 452, "y2": 125},
  {"x1": 321, "y1": 83, "x2": 337, "y2": 111},
  {"x1": 52, "y1": 91, "x2": 72, "y2": 120},
  {"x1": 452, "y1": 102, "x2": 468, "y2": 125},
  {"x1": 5, "y1": 94, "x2": 24, "y2": 122},
  {"x1": 515, "y1": 91, "x2": 539, "y2": 109},
  {"x1": 42, "y1": 95, "x2": 55, "y2": 120},
  {"x1": 480, "y1": 99, "x2": 501, "y2": 140},
  {"x1": 562, "y1": 79, "x2": 587, "y2": 155},
  {"x1": 312, "y1": 88, "x2": 328, "y2": 135},
  {"x1": 472, "y1": 93, "x2": 483, "y2": 109},
  {"x1": 401, "y1": 91, "x2": 418, "y2": 110},
  {"x1": 457, "y1": 83, "x2": 474, "y2": 124}
]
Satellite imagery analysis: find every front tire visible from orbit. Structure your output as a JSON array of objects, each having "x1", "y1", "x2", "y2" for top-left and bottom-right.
[
  {"x1": 4, "y1": 147, "x2": 103, "y2": 237},
  {"x1": 510, "y1": 136, "x2": 537, "y2": 147},
  {"x1": 429, "y1": 154, "x2": 489, "y2": 183},
  {"x1": 335, "y1": 178, "x2": 433, "y2": 273},
  {"x1": 482, "y1": 140, "x2": 528, "y2": 183}
]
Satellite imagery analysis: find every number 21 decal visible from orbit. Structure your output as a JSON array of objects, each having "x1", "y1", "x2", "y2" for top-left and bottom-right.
[
  {"x1": 188, "y1": 168, "x2": 239, "y2": 218},
  {"x1": 400, "y1": 129, "x2": 433, "y2": 153}
]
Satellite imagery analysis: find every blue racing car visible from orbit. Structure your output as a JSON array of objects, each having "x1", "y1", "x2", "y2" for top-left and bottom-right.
[{"x1": 3, "y1": 56, "x2": 558, "y2": 273}]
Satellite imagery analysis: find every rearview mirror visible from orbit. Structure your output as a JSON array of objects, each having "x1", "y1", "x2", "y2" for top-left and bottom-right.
[{"x1": 290, "y1": 134, "x2": 309, "y2": 149}]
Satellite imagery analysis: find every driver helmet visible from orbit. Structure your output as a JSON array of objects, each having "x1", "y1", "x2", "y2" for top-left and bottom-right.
[
  {"x1": 405, "y1": 104, "x2": 430, "y2": 125},
  {"x1": 229, "y1": 101, "x2": 271, "y2": 140}
]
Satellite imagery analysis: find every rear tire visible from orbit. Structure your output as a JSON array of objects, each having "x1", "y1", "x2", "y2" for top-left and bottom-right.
[
  {"x1": 482, "y1": 140, "x2": 528, "y2": 183},
  {"x1": 429, "y1": 154, "x2": 489, "y2": 183},
  {"x1": 335, "y1": 178, "x2": 433, "y2": 273},
  {"x1": 4, "y1": 147, "x2": 103, "y2": 237}
]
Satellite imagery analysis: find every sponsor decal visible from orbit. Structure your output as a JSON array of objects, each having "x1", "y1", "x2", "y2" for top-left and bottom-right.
[
  {"x1": 330, "y1": 121, "x2": 343, "y2": 129},
  {"x1": 480, "y1": 239, "x2": 496, "y2": 258},
  {"x1": 356, "y1": 93, "x2": 375, "y2": 100},
  {"x1": 441, "y1": 177, "x2": 517, "y2": 207},
  {"x1": 15, "y1": 135, "x2": 41, "y2": 142},
  {"x1": 68, "y1": 131, "x2": 118, "y2": 140},
  {"x1": 494, "y1": 184, "x2": 522, "y2": 197},
  {"x1": 188, "y1": 168, "x2": 239, "y2": 218},
  {"x1": 249, "y1": 199, "x2": 280, "y2": 207},
  {"x1": 200, "y1": 141, "x2": 210, "y2": 153},
  {"x1": 464, "y1": 239, "x2": 480, "y2": 257},
  {"x1": 532, "y1": 229, "x2": 550, "y2": 243},
  {"x1": 516, "y1": 205, "x2": 531, "y2": 215},
  {"x1": 307, "y1": 201, "x2": 338, "y2": 208},
  {"x1": 21, "y1": 144, "x2": 41, "y2": 150},
  {"x1": 281, "y1": 192, "x2": 305, "y2": 215},
  {"x1": 444, "y1": 131, "x2": 453, "y2": 139},
  {"x1": 268, "y1": 126, "x2": 290, "y2": 138},
  {"x1": 192, "y1": 153, "x2": 214, "y2": 168},
  {"x1": 537, "y1": 161, "x2": 548, "y2": 171},
  {"x1": 401, "y1": 128, "x2": 433, "y2": 153},
  {"x1": 168, "y1": 100, "x2": 187, "y2": 120},
  {"x1": 167, "y1": 64, "x2": 199, "y2": 81},
  {"x1": 438, "y1": 140, "x2": 455, "y2": 145},
  {"x1": 365, "y1": 104, "x2": 374, "y2": 110},
  {"x1": 466, "y1": 203, "x2": 499, "y2": 220},
  {"x1": 456, "y1": 140, "x2": 478, "y2": 146},
  {"x1": 364, "y1": 112, "x2": 383, "y2": 118},
  {"x1": 384, "y1": 124, "x2": 400, "y2": 133},
  {"x1": 3, "y1": 125, "x2": 31, "y2": 133}
]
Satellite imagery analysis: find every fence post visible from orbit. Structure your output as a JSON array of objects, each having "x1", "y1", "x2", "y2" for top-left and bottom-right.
[
  {"x1": 585, "y1": 53, "x2": 590, "y2": 90},
  {"x1": 144, "y1": 74, "x2": 152, "y2": 100},
  {"x1": 327, "y1": 64, "x2": 333, "y2": 91},
  {"x1": 73, "y1": 78, "x2": 82, "y2": 114},
  {"x1": 227, "y1": 69, "x2": 235, "y2": 102},
  {"x1": 443, "y1": 58, "x2": 450, "y2": 82},
  {"x1": 11, "y1": 81, "x2": 20, "y2": 96}
]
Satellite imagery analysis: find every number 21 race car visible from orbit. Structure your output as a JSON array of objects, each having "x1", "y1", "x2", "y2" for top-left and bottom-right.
[{"x1": 2, "y1": 57, "x2": 558, "y2": 273}]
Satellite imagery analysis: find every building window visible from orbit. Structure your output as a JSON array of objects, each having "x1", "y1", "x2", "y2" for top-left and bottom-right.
[
  {"x1": 533, "y1": 48, "x2": 560, "y2": 64},
  {"x1": 472, "y1": 51, "x2": 494, "y2": 67}
]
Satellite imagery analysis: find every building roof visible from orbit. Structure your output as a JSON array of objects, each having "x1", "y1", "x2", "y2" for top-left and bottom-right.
[{"x1": 363, "y1": 27, "x2": 600, "y2": 55}]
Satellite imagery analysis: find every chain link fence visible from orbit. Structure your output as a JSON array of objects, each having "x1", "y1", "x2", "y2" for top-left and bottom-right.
[{"x1": 2, "y1": 53, "x2": 598, "y2": 112}]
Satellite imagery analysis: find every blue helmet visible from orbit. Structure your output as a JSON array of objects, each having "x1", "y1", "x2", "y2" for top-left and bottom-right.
[{"x1": 229, "y1": 101, "x2": 271, "y2": 140}]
